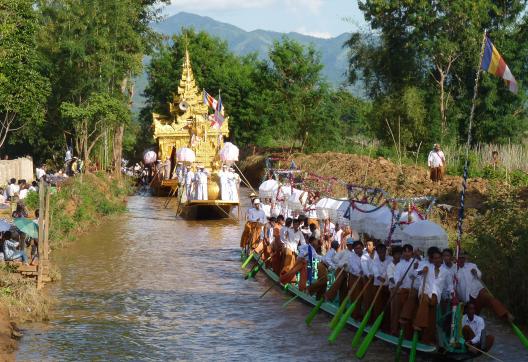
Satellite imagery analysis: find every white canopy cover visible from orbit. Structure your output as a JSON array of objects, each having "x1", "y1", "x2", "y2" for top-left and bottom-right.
[{"x1": 402, "y1": 220, "x2": 448, "y2": 251}]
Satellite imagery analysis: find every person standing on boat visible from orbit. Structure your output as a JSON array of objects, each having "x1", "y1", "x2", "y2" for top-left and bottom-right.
[
  {"x1": 455, "y1": 251, "x2": 513, "y2": 322},
  {"x1": 427, "y1": 143, "x2": 446, "y2": 182},
  {"x1": 462, "y1": 302, "x2": 495, "y2": 353},
  {"x1": 174, "y1": 162, "x2": 184, "y2": 183},
  {"x1": 227, "y1": 167, "x2": 240, "y2": 202},
  {"x1": 218, "y1": 164, "x2": 230, "y2": 200},
  {"x1": 193, "y1": 165, "x2": 209, "y2": 200},
  {"x1": 184, "y1": 165, "x2": 194, "y2": 201},
  {"x1": 243, "y1": 198, "x2": 267, "y2": 250},
  {"x1": 163, "y1": 156, "x2": 171, "y2": 179}
]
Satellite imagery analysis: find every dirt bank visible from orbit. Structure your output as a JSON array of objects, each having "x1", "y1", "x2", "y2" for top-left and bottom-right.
[
  {"x1": 240, "y1": 152, "x2": 491, "y2": 208},
  {"x1": 0, "y1": 307, "x2": 16, "y2": 362}
]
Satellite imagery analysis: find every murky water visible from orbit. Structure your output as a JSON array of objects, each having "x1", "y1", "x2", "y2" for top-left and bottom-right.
[{"x1": 17, "y1": 196, "x2": 528, "y2": 361}]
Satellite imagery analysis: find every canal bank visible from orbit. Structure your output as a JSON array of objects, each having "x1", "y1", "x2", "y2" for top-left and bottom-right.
[
  {"x1": 0, "y1": 173, "x2": 132, "y2": 360},
  {"x1": 15, "y1": 195, "x2": 528, "y2": 361}
]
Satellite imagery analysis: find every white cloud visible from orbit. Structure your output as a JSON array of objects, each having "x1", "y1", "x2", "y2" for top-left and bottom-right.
[
  {"x1": 168, "y1": 0, "x2": 274, "y2": 11},
  {"x1": 295, "y1": 27, "x2": 332, "y2": 39},
  {"x1": 285, "y1": 0, "x2": 324, "y2": 13}
]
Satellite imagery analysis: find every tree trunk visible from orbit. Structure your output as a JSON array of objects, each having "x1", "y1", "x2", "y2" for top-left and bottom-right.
[{"x1": 113, "y1": 124, "x2": 124, "y2": 177}]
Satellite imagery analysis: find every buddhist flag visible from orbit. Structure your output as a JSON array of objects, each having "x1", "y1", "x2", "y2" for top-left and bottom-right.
[
  {"x1": 211, "y1": 95, "x2": 225, "y2": 128},
  {"x1": 481, "y1": 36, "x2": 518, "y2": 94},
  {"x1": 203, "y1": 90, "x2": 219, "y2": 110}
]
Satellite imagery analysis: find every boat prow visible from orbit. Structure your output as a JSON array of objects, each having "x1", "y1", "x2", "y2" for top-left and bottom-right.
[{"x1": 179, "y1": 200, "x2": 239, "y2": 220}]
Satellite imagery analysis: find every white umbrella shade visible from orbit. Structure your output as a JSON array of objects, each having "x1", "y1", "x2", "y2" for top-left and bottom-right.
[
  {"x1": 348, "y1": 203, "x2": 377, "y2": 232},
  {"x1": 275, "y1": 185, "x2": 292, "y2": 201},
  {"x1": 219, "y1": 142, "x2": 239, "y2": 162},
  {"x1": 0, "y1": 219, "x2": 12, "y2": 232},
  {"x1": 286, "y1": 188, "x2": 307, "y2": 212},
  {"x1": 259, "y1": 179, "x2": 279, "y2": 199},
  {"x1": 362, "y1": 205, "x2": 394, "y2": 240},
  {"x1": 143, "y1": 150, "x2": 157, "y2": 165},
  {"x1": 402, "y1": 220, "x2": 448, "y2": 251},
  {"x1": 176, "y1": 147, "x2": 196, "y2": 162},
  {"x1": 315, "y1": 198, "x2": 344, "y2": 221}
]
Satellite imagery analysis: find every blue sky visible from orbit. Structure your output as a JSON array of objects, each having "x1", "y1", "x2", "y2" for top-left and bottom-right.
[{"x1": 165, "y1": 0, "x2": 366, "y2": 38}]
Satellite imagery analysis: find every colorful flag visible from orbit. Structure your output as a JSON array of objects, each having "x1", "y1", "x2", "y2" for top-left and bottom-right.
[
  {"x1": 481, "y1": 36, "x2": 518, "y2": 94},
  {"x1": 211, "y1": 95, "x2": 225, "y2": 128},
  {"x1": 203, "y1": 90, "x2": 219, "y2": 110}
]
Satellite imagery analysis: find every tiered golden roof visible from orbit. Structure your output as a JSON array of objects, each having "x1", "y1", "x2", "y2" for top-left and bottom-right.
[{"x1": 152, "y1": 49, "x2": 229, "y2": 171}]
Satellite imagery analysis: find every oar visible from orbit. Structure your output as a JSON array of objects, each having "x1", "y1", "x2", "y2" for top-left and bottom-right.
[
  {"x1": 329, "y1": 271, "x2": 361, "y2": 329},
  {"x1": 474, "y1": 275, "x2": 528, "y2": 351},
  {"x1": 464, "y1": 342, "x2": 505, "y2": 362},
  {"x1": 260, "y1": 284, "x2": 275, "y2": 298},
  {"x1": 355, "y1": 257, "x2": 418, "y2": 359},
  {"x1": 409, "y1": 268, "x2": 429, "y2": 362},
  {"x1": 351, "y1": 282, "x2": 385, "y2": 348},
  {"x1": 241, "y1": 252, "x2": 256, "y2": 268},
  {"x1": 306, "y1": 268, "x2": 346, "y2": 326},
  {"x1": 394, "y1": 329, "x2": 404, "y2": 362},
  {"x1": 282, "y1": 295, "x2": 299, "y2": 307},
  {"x1": 328, "y1": 276, "x2": 372, "y2": 344},
  {"x1": 245, "y1": 256, "x2": 271, "y2": 280}
]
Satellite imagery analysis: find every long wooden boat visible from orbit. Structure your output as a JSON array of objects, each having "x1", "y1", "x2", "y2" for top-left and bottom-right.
[
  {"x1": 178, "y1": 199, "x2": 239, "y2": 219},
  {"x1": 246, "y1": 252, "x2": 475, "y2": 361}
]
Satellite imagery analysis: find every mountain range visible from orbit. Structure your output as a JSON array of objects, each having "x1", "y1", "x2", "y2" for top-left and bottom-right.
[{"x1": 134, "y1": 12, "x2": 353, "y2": 111}]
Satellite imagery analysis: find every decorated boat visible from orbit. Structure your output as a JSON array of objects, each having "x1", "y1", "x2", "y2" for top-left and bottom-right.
[{"x1": 150, "y1": 49, "x2": 240, "y2": 219}]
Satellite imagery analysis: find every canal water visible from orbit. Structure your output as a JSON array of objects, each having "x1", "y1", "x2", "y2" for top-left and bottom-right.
[{"x1": 17, "y1": 196, "x2": 528, "y2": 361}]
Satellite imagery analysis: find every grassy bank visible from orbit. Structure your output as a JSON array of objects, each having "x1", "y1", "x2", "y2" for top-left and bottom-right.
[{"x1": 0, "y1": 172, "x2": 133, "y2": 358}]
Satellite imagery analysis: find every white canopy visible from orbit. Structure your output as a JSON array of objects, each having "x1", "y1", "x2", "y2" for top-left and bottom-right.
[
  {"x1": 315, "y1": 198, "x2": 345, "y2": 221},
  {"x1": 219, "y1": 142, "x2": 239, "y2": 162},
  {"x1": 336, "y1": 201, "x2": 351, "y2": 226},
  {"x1": 259, "y1": 179, "x2": 279, "y2": 200},
  {"x1": 176, "y1": 147, "x2": 196, "y2": 162},
  {"x1": 402, "y1": 220, "x2": 448, "y2": 251},
  {"x1": 362, "y1": 205, "x2": 394, "y2": 240},
  {"x1": 348, "y1": 203, "x2": 377, "y2": 232},
  {"x1": 275, "y1": 185, "x2": 292, "y2": 201},
  {"x1": 399, "y1": 210, "x2": 423, "y2": 223},
  {"x1": 287, "y1": 188, "x2": 307, "y2": 212}
]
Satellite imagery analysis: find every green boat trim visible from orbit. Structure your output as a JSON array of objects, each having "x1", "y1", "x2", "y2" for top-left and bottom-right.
[{"x1": 249, "y1": 253, "x2": 472, "y2": 358}]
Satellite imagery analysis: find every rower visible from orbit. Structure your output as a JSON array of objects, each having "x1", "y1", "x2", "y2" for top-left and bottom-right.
[
  {"x1": 262, "y1": 216, "x2": 276, "y2": 268},
  {"x1": 372, "y1": 243, "x2": 392, "y2": 327},
  {"x1": 462, "y1": 302, "x2": 495, "y2": 353},
  {"x1": 284, "y1": 235, "x2": 321, "y2": 291},
  {"x1": 325, "y1": 238, "x2": 354, "y2": 302},
  {"x1": 280, "y1": 218, "x2": 304, "y2": 283},
  {"x1": 241, "y1": 198, "x2": 267, "y2": 250},
  {"x1": 394, "y1": 244, "x2": 419, "y2": 338},
  {"x1": 413, "y1": 246, "x2": 448, "y2": 345},
  {"x1": 455, "y1": 251, "x2": 513, "y2": 322},
  {"x1": 307, "y1": 239, "x2": 339, "y2": 299},
  {"x1": 271, "y1": 215, "x2": 284, "y2": 274},
  {"x1": 347, "y1": 240, "x2": 366, "y2": 320},
  {"x1": 387, "y1": 245, "x2": 402, "y2": 335},
  {"x1": 361, "y1": 239, "x2": 378, "y2": 317}
]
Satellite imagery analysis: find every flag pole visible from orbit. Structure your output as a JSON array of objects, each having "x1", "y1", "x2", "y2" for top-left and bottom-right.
[{"x1": 455, "y1": 30, "x2": 487, "y2": 260}]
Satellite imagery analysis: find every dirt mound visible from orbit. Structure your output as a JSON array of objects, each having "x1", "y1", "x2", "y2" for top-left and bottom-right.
[{"x1": 241, "y1": 152, "x2": 491, "y2": 209}]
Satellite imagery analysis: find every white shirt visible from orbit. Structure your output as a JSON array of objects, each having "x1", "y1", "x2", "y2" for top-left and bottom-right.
[
  {"x1": 455, "y1": 262, "x2": 483, "y2": 302},
  {"x1": 386, "y1": 260, "x2": 399, "y2": 289},
  {"x1": 361, "y1": 251, "x2": 378, "y2": 278},
  {"x1": 373, "y1": 255, "x2": 393, "y2": 286},
  {"x1": 415, "y1": 262, "x2": 448, "y2": 303},
  {"x1": 334, "y1": 249, "x2": 352, "y2": 269},
  {"x1": 284, "y1": 228, "x2": 304, "y2": 253},
  {"x1": 185, "y1": 170, "x2": 194, "y2": 185},
  {"x1": 7, "y1": 184, "x2": 20, "y2": 197},
  {"x1": 320, "y1": 248, "x2": 338, "y2": 270},
  {"x1": 247, "y1": 207, "x2": 266, "y2": 223},
  {"x1": 298, "y1": 244, "x2": 320, "y2": 260},
  {"x1": 442, "y1": 263, "x2": 456, "y2": 300},
  {"x1": 19, "y1": 189, "x2": 28, "y2": 199},
  {"x1": 346, "y1": 251, "x2": 364, "y2": 276},
  {"x1": 462, "y1": 314, "x2": 485, "y2": 345},
  {"x1": 280, "y1": 226, "x2": 290, "y2": 245},
  {"x1": 261, "y1": 204, "x2": 271, "y2": 218},
  {"x1": 428, "y1": 150, "x2": 445, "y2": 168},
  {"x1": 36, "y1": 168, "x2": 45, "y2": 180},
  {"x1": 393, "y1": 258, "x2": 416, "y2": 289},
  {"x1": 334, "y1": 229, "x2": 343, "y2": 243}
]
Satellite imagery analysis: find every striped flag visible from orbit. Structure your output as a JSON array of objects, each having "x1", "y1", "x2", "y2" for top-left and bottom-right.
[
  {"x1": 203, "y1": 90, "x2": 219, "y2": 110},
  {"x1": 481, "y1": 36, "x2": 518, "y2": 94},
  {"x1": 211, "y1": 95, "x2": 225, "y2": 128}
]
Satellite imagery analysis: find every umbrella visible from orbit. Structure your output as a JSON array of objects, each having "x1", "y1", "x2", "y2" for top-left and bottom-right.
[
  {"x1": 176, "y1": 147, "x2": 196, "y2": 162},
  {"x1": 402, "y1": 220, "x2": 448, "y2": 251},
  {"x1": 315, "y1": 198, "x2": 344, "y2": 221},
  {"x1": 13, "y1": 218, "x2": 39, "y2": 239},
  {"x1": 0, "y1": 219, "x2": 12, "y2": 232},
  {"x1": 219, "y1": 142, "x2": 239, "y2": 162},
  {"x1": 286, "y1": 188, "x2": 307, "y2": 212},
  {"x1": 143, "y1": 150, "x2": 157, "y2": 165},
  {"x1": 362, "y1": 205, "x2": 394, "y2": 240},
  {"x1": 258, "y1": 179, "x2": 279, "y2": 199},
  {"x1": 348, "y1": 203, "x2": 377, "y2": 232}
]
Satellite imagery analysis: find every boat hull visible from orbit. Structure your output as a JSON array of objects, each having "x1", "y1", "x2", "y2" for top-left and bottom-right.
[{"x1": 179, "y1": 200, "x2": 239, "y2": 220}]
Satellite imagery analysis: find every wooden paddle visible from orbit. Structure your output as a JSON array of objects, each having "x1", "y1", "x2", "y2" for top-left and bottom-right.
[
  {"x1": 260, "y1": 284, "x2": 275, "y2": 298},
  {"x1": 394, "y1": 329, "x2": 404, "y2": 362},
  {"x1": 245, "y1": 255, "x2": 271, "y2": 280},
  {"x1": 351, "y1": 282, "x2": 385, "y2": 348},
  {"x1": 305, "y1": 268, "x2": 346, "y2": 326},
  {"x1": 282, "y1": 294, "x2": 299, "y2": 308},
  {"x1": 464, "y1": 342, "x2": 505, "y2": 362},
  {"x1": 328, "y1": 276, "x2": 372, "y2": 344},
  {"x1": 355, "y1": 257, "x2": 418, "y2": 359},
  {"x1": 329, "y1": 271, "x2": 361, "y2": 329},
  {"x1": 409, "y1": 268, "x2": 429, "y2": 362},
  {"x1": 474, "y1": 275, "x2": 528, "y2": 351},
  {"x1": 241, "y1": 252, "x2": 256, "y2": 269}
]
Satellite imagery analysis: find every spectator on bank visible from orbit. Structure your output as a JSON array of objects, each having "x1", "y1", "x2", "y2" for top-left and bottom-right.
[
  {"x1": 6, "y1": 178, "x2": 19, "y2": 200},
  {"x1": 2, "y1": 231, "x2": 29, "y2": 265},
  {"x1": 12, "y1": 202, "x2": 28, "y2": 218},
  {"x1": 29, "y1": 181, "x2": 38, "y2": 193},
  {"x1": 19, "y1": 184, "x2": 29, "y2": 199},
  {"x1": 428, "y1": 144, "x2": 446, "y2": 182},
  {"x1": 36, "y1": 164, "x2": 46, "y2": 180}
]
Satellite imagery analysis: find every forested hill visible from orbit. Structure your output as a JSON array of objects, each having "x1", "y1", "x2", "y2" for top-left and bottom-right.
[{"x1": 133, "y1": 12, "x2": 352, "y2": 111}]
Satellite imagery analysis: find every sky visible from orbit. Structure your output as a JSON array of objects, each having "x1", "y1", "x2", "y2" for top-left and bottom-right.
[{"x1": 164, "y1": 0, "x2": 367, "y2": 38}]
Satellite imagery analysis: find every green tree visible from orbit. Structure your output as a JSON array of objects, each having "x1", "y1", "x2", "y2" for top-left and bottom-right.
[{"x1": 0, "y1": 0, "x2": 50, "y2": 150}]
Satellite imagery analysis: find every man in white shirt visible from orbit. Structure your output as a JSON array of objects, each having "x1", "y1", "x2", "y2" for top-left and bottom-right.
[
  {"x1": 455, "y1": 251, "x2": 512, "y2": 321},
  {"x1": 372, "y1": 243, "x2": 392, "y2": 326},
  {"x1": 184, "y1": 166, "x2": 194, "y2": 201},
  {"x1": 361, "y1": 240, "x2": 378, "y2": 312},
  {"x1": 6, "y1": 178, "x2": 19, "y2": 200},
  {"x1": 218, "y1": 164, "x2": 230, "y2": 200},
  {"x1": 462, "y1": 302, "x2": 494, "y2": 353},
  {"x1": 394, "y1": 244, "x2": 420, "y2": 338},
  {"x1": 36, "y1": 165, "x2": 46, "y2": 180},
  {"x1": 193, "y1": 166, "x2": 209, "y2": 200},
  {"x1": 427, "y1": 143, "x2": 446, "y2": 182},
  {"x1": 240, "y1": 198, "x2": 266, "y2": 251},
  {"x1": 227, "y1": 167, "x2": 240, "y2": 202},
  {"x1": 282, "y1": 235, "x2": 321, "y2": 291},
  {"x1": 280, "y1": 218, "x2": 304, "y2": 283},
  {"x1": 308, "y1": 239, "x2": 339, "y2": 300},
  {"x1": 325, "y1": 238, "x2": 353, "y2": 302},
  {"x1": 388, "y1": 245, "x2": 402, "y2": 334}
]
